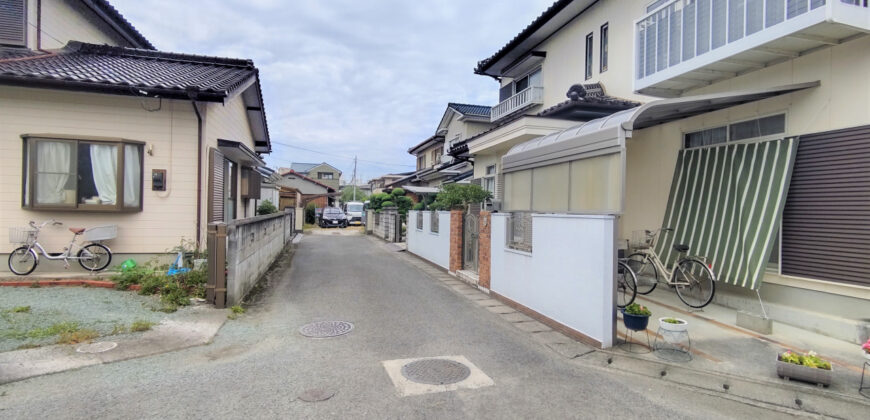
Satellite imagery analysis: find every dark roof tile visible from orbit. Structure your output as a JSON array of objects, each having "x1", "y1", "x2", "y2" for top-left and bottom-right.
[{"x1": 447, "y1": 102, "x2": 491, "y2": 118}]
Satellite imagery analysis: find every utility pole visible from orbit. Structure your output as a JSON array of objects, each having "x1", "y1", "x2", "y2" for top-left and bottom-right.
[{"x1": 352, "y1": 156, "x2": 357, "y2": 201}]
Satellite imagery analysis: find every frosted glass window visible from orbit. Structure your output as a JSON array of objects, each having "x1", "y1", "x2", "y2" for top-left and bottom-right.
[
  {"x1": 569, "y1": 154, "x2": 622, "y2": 212},
  {"x1": 531, "y1": 163, "x2": 569, "y2": 212},
  {"x1": 504, "y1": 170, "x2": 532, "y2": 211}
]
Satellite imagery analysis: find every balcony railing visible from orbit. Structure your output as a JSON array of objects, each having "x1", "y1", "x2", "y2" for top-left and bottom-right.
[
  {"x1": 635, "y1": 0, "x2": 870, "y2": 96},
  {"x1": 490, "y1": 86, "x2": 544, "y2": 122}
]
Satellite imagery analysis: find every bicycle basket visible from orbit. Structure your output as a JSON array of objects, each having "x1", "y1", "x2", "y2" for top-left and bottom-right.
[
  {"x1": 83, "y1": 225, "x2": 117, "y2": 242},
  {"x1": 9, "y1": 227, "x2": 37, "y2": 245},
  {"x1": 630, "y1": 230, "x2": 653, "y2": 250}
]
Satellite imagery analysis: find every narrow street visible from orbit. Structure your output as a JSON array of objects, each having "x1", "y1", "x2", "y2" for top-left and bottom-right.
[{"x1": 0, "y1": 234, "x2": 801, "y2": 419}]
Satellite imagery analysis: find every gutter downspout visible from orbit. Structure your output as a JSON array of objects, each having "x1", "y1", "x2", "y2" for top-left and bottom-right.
[{"x1": 190, "y1": 96, "x2": 205, "y2": 250}]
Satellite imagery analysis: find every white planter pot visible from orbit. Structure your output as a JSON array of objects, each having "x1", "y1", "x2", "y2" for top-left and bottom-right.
[{"x1": 658, "y1": 317, "x2": 688, "y2": 332}]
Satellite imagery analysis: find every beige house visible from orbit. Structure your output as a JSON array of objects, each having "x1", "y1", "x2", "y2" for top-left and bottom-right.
[
  {"x1": 496, "y1": 0, "x2": 870, "y2": 341},
  {"x1": 0, "y1": 0, "x2": 272, "y2": 272},
  {"x1": 284, "y1": 162, "x2": 342, "y2": 192}
]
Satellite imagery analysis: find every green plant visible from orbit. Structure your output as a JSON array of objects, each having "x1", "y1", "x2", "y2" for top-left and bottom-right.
[
  {"x1": 662, "y1": 318, "x2": 683, "y2": 324},
  {"x1": 305, "y1": 202, "x2": 317, "y2": 224},
  {"x1": 624, "y1": 303, "x2": 651, "y2": 317},
  {"x1": 228, "y1": 305, "x2": 246, "y2": 320},
  {"x1": 57, "y1": 329, "x2": 99, "y2": 345},
  {"x1": 257, "y1": 199, "x2": 278, "y2": 215},
  {"x1": 26, "y1": 321, "x2": 80, "y2": 339},
  {"x1": 368, "y1": 192, "x2": 391, "y2": 211},
  {"x1": 11, "y1": 306, "x2": 30, "y2": 313},
  {"x1": 340, "y1": 186, "x2": 369, "y2": 203},
  {"x1": 381, "y1": 200, "x2": 395, "y2": 208},
  {"x1": 431, "y1": 183, "x2": 492, "y2": 211},
  {"x1": 130, "y1": 320, "x2": 155, "y2": 332},
  {"x1": 111, "y1": 324, "x2": 127, "y2": 335},
  {"x1": 411, "y1": 202, "x2": 424, "y2": 211},
  {"x1": 779, "y1": 350, "x2": 831, "y2": 370}
]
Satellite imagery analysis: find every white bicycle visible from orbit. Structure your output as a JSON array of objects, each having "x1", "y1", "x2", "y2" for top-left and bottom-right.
[{"x1": 7, "y1": 220, "x2": 115, "y2": 275}]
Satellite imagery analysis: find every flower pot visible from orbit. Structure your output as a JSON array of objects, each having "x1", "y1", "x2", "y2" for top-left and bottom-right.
[
  {"x1": 659, "y1": 317, "x2": 688, "y2": 332},
  {"x1": 776, "y1": 356, "x2": 833, "y2": 387},
  {"x1": 623, "y1": 312, "x2": 650, "y2": 332}
]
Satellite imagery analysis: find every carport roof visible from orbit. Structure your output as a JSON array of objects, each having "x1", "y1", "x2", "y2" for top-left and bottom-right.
[{"x1": 503, "y1": 81, "x2": 819, "y2": 171}]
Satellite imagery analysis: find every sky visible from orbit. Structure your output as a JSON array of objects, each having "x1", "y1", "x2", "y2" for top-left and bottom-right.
[{"x1": 112, "y1": 0, "x2": 554, "y2": 184}]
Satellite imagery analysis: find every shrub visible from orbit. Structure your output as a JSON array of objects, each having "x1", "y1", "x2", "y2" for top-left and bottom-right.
[
  {"x1": 130, "y1": 320, "x2": 155, "y2": 332},
  {"x1": 381, "y1": 200, "x2": 395, "y2": 208},
  {"x1": 369, "y1": 192, "x2": 391, "y2": 211},
  {"x1": 305, "y1": 202, "x2": 317, "y2": 224},
  {"x1": 431, "y1": 184, "x2": 492, "y2": 211},
  {"x1": 257, "y1": 199, "x2": 278, "y2": 215},
  {"x1": 412, "y1": 202, "x2": 424, "y2": 211},
  {"x1": 391, "y1": 188, "x2": 405, "y2": 197},
  {"x1": 624, "y1": 303, "x2": 651, "y2": 316}
]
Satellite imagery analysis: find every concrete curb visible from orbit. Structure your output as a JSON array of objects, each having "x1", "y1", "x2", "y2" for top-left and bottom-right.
[
  {"x1": 394, "y1": 245, "x2": 870, "y2": 418},
  {"x1": 0, "y1": 307, "x2": 226, "y2": 385}
]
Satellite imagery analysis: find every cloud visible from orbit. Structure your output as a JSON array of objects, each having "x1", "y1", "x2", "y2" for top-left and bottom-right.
[{"x1": 112, "y1": 0, "x2": 554, "y2": 182}]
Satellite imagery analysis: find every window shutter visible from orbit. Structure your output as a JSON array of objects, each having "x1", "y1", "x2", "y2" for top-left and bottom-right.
[
  {"x1": 0, "y1": 0, "x2": 26, "y2": 46},
  {"x1": 782, "y1": 126, "x2": 870, "y2": 287},
  {"x1": 496, "y1": 173, "x2": 505, "y2": 201},
  {"x1": 208, "y1": 148, "x2": 225, "y2": 223},
  {"x1": 499, "y1": 85, "x2": 512, "y2": 102}
]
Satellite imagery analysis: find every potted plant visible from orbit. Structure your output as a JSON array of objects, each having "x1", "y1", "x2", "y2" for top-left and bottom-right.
[
  {"x1": 776, "y1": 350, "x2": 833, "y2": 387},
  {"x1": 862, "y1": 338, "x2": 870, "y2": 360},
  {"x1": 622, "y1": 303, "x2": 651, "y2": 332},
  {"x1": 659, "y1": 317, "x2": 688, "y2": 332}
]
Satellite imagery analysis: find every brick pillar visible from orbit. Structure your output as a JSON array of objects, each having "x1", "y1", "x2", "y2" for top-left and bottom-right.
[
  {"x1": 449, "y1": 210, "x2": 463, "y2": 272},
  {"x1": 478, "y1": 211, "x2": 491, "y2": 290}
]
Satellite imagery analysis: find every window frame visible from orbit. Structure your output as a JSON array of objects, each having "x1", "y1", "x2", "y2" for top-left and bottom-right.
[
  {"x1": 682, "y1": 113, "x2": 787, "y2": 149},
  {"x1": 21, "y1": 136, "x2": 145, "y2": 212},
  {"x1": 585, "y1": 32, "x2": 594, "y2": 80},
  {"x1": 511, "y1": 67, "x2": 542, "y2": 96},
  {"x1": 0, "y1": 0, "x2": 27, "y2": 47},
  {"x1": 483, "y1": 164, "x2": 497, "y2": 194},
  {"x1": 600, "y1": 23, "x2": 609, "y2": 73},
  {"x1": 317, "y1": 172, "x2": 334, "y2": 180}
]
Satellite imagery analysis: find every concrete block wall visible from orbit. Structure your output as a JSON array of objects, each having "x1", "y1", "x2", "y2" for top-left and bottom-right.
[
  {"x1": 407, "y1": 211, "x2": 451, "y2": 270},
  {"x1": 225, "y1": 209, "x2": 294, "y2": 305}
]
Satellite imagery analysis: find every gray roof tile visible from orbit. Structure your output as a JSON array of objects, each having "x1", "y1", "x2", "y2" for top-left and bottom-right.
[{"x1": 448, "y1": 102, "x2": 491, "y2": 118}]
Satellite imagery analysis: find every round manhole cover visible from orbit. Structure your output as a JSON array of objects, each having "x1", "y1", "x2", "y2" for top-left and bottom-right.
[
  {"x1": 401, "y1": 359, "x2": 471, "y2": 385},
  {"x1": 76, "y1": 341, "x2": 118, "y2": 353},
  {"x1": 298, "y1": 388, "x2": 335, "y2": 402},
  {"x1": 299, "y1": 321, "x2": 354, "y2": 338}
]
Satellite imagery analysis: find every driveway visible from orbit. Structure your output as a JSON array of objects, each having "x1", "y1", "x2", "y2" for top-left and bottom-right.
[{"x1": 0, "y1": 234, "x2": 800, "y2": 419}]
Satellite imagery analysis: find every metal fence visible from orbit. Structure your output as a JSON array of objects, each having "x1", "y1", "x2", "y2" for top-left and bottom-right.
[{"x1": 506, "y1": 212, "x2": 533, "y2": 253}]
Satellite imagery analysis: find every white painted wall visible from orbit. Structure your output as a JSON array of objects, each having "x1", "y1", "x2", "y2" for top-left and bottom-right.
[
  {"x1": 490, "y1": 213, "x2": 615, "y2": 348},
  {"x1": 406, "y1": 211, "x2": 451, "y2": 270}
]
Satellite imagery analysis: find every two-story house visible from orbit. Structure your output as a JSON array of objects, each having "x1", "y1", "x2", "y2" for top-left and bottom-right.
[
  {"x1": 285, "y1": 162, "x2": 341, "y2": 191},
  {"x1": 0, "y1": 0, "x2": 272, "y2": 272},
  {"x1": 497, "y1": 0, "x2": 870, "y2": 342}
]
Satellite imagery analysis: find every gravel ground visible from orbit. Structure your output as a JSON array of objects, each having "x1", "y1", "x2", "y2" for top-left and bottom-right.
[{"x1": 0, "y1": 287, "x2": 197, "y2": 352}]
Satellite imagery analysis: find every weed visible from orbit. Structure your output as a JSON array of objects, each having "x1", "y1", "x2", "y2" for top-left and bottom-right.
[
  {"x1": 130, "y1": 320, "x2": 154, "y2": 332},
  {"x1": 26, "y1": 321, "x2": 79, "y2": 338},
  {"x1": 230, "y1": 305, "x2": 245, "y2": 314},
  {"x1": 16, "y1": 343, "x2": 39, "y2": 350},
  {"x1": 29, "y1": 282, "x2": 39, "y2": 288},
  {"x1": 57, "y1": 329, "x2": 99, "y2": 345},
  {"x1": 111, "y1": 324, "x2": 127, "y2": 335},
  {"x1": 158, "y1": 303, "x2": 178, "y2": 313},
  {"x1": 11, "y1": 306, "x2": 30, "y2": 313}
]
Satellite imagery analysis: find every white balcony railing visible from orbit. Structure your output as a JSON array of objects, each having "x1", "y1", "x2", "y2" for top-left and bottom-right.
[
  {"x1": 490, "y1": 86, "x2": 544, "y2": 122},
  {"x1": 635, "y1": 0, "x2": 870, "y2": 96}
]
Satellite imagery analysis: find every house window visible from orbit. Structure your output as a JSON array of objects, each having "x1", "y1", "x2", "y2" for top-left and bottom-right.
[
  {"x1": 432, "y1": 147, "x2": 443, "y2": 166},
  {"x1": 0, "y1": 0, "x2": 27, "y2": 47},
  {"x1": 684, "y1": 114, "x2": 786, "y2": 149},
  {"x1": 483, "y1": 165, "x2": 496, "y2": 194},
  {"x1": 417, "y1": 156, "x2": 425, "y2": 170},
  {"x1": 585, "y1": 33, "x2": 594, "y2": 80},
  {"x1": 22, "y1": 137, "x2": 144, "y2": 211},
  {"x1": 502, "y1": 68, "x2": 542, "y2": 102},
  {"x1": 600, "y1": 23, "x2": 609, "y2": 72},
  {"x1": 317, "y1": 172, "x2": 334, "y2": 180},
  {"x1": 646, "y1": 0, "x2": 669, "y2": 12}
]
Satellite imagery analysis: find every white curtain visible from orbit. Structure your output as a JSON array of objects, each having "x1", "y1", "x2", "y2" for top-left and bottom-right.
[
  {"x1": 90, "y1": 144, "x2": 118, "y2": 204},
  {"x1": 35, "y1": 141, "x2": 72, "y2": 204},
  {"x1": 124, "y1": 144, "x2": 141, "y2": 207}
]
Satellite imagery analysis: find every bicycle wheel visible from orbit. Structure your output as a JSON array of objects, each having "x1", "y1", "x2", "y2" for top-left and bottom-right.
[
  {"x1": 626, "y1": 253, "x2": 659, "y2": 295},
  {"x1": 8, "y1": 246, "x2": 38, "y2": 275},
  {"x1": 78, "y1": 243, "x2": 112, "y2": 271},
  {"x1": 616, "y1": 261, "x2": 637, "y2": 308},
  {"x1": 673, "y1": 258, "x2": 716, "y2": 308}
]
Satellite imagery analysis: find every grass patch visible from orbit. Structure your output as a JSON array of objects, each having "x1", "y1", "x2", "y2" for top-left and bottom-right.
[
  {"x1": 11, "y1": 306, "x2": 30, "y2": 313},
  {"x1": 227, "y1": 305, "x2": 245, "y2": 320},
  {"x1": 57, "y1": 329, "x2": 99, "y2": 345},
  {"x1": 111, "y1": 324, "x2": 127, "y2": 335},
  {"x1": 111, "y1": 261, "x2": 207, "y2": 311},
  {"x1": 130, "y1": 320, "x2": 155, "y2": 332},
  {"x1": 16, "y1": 343, "x2": 39, "y2": 350},
  {"x1": 26, "y1": 321, "x2": 80, "y2": 339}
]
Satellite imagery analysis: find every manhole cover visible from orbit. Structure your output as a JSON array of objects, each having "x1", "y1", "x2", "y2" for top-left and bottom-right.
[
  {"x1": 299, "y1": 321, "x2": 354, "y2": 338},
  {"x1": 298, "y1": 388, "x2": 335, "y2": 402},
  {"x1": 76, "y1": 341, "x2": 118, "y2": 353},
  {"x1": 401, "y1": 359, "x2": 471, "y2": 385}
]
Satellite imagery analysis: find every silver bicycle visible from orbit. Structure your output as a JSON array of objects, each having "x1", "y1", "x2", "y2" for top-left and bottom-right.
[{"x1": 7, "y1": 220, "x2": 115, "y2": 275}]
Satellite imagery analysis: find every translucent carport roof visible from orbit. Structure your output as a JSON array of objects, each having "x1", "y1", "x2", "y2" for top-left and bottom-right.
[{"x1": 502, "y1": 81, "x2": 819, "y2": 173}]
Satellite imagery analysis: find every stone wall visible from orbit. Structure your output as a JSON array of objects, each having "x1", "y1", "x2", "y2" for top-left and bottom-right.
[{"x1": 224, "y1": 209, "x2": 295, "y2": 305}]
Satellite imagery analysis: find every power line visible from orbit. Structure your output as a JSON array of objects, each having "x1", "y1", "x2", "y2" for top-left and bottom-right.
[{"x1": 270, "y1": 141, "x2": 415, "y2": 168}]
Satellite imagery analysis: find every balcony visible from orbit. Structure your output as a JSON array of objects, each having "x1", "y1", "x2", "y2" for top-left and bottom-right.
[
  {"x1": 635, "y1": 0, "x2": 870, "y2": 97},
  {"x1": 490, "y1": 86, "x2": 544, "y2": 122}
]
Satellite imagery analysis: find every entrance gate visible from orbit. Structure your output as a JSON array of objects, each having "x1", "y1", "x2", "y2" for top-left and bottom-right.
[{"x1": 463, "y1": 211, "x2": 479, "y2": 273}]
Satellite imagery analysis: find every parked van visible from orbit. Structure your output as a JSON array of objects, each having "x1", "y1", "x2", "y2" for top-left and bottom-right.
[{"x1": 344, "y1": 201, "x2": 365, "y2": 225}]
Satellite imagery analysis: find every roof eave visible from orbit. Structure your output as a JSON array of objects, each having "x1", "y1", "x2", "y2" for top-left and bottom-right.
[{"x1": 0, "y1": 74, "x2": 227, "y2": 102}]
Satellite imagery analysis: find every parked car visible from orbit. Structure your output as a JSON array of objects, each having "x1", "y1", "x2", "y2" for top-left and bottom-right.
[
  {"x1": 319, "y1": 207, "x2": 348, "y2": 228},
  {"x1": 343, "y1": 201, "x2": 364, "y2": 225}
]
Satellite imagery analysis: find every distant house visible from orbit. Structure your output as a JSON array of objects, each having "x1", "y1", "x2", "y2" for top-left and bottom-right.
[
  {"x1": 283, "y1": 162, "x2": 342, "y2": 192},
  {"x1": 0, "y1": 0, "x2": 272, "y2": 270},
  {"x1": 368, "y1": 173, "x2": 412, "y2": 194},
  {"x1": 278, "y1": 170, "x2": 335, "y2": 209}
]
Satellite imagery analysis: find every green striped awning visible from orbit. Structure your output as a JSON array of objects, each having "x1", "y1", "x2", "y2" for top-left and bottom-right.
[{"x1": 655, "y1": 138, "x2": 798, "y2": 290}]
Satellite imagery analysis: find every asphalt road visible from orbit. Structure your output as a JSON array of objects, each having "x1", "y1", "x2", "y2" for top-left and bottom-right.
[{"x1": 0, "y1": 233, "x2": 803, "y2": 419}]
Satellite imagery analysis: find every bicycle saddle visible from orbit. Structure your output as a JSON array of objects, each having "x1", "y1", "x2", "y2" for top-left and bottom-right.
[
  {"x1": 673, "y1": 244, "x2": 690, "y2": 253},
  {"x1": 69, "y1": 227, "x2": 86, "y2": 234}
]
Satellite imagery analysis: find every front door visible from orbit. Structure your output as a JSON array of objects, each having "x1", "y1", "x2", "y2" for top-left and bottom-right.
[{"x1": 463, "y1": 211, "x2": 479, "y2": 273}]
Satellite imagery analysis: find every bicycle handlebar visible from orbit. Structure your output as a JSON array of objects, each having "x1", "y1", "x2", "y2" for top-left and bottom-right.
[{"x1": 29, "y1": 219, "x2": 61, "y2": 229}]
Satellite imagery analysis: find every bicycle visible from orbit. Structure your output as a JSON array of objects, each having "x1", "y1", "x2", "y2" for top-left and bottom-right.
[
  {"x1": 625, "y1": 228, "x2": 716, "y2": 308},
  {"x1": 616, "y1": 260, "x2": 637, "y2": 309},
  {"x1": 7, "y1": 220, "x2": 115, "y2": 276}
]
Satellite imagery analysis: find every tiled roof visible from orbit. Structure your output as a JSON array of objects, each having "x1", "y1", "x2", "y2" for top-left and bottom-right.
[
  {"x1": 475, "y1": 0, "x2": 574, "y2": 75},
  {"x1": 0, "y1": 42, "x2": 257, "y2": 102},
  {"x1": 279, "y1": 169, "x2": 335, "y2": 192},
  {"x1": 447, "y1": 103, "x2": 491, "y2": 118},
  {"x1": 288, "y1": 163, "x2": 321, "y2": 174},
  {"x1": 87, "y1": 0, "x2": 155, "y2": 49}
]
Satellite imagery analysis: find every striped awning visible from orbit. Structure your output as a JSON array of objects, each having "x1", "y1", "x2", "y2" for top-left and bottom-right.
[{"x1": 655, "y1": 138, "x2": 799, "y2": 290}]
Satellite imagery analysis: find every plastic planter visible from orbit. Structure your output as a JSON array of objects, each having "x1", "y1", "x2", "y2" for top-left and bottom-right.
[
  {"x1": 776, "y1": 356, "x2": 833, "y2": 387},
  {"x1": 658, "y1": 318, "x2": 688, "y2": 332},
  {"x1": 623, "y1": 312, "x2": 650, "y2": 332}
]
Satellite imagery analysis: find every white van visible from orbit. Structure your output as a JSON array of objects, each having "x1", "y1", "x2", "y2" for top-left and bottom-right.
[{"x1": 344, "y1": 201, "x2": 365, "y2": 225}]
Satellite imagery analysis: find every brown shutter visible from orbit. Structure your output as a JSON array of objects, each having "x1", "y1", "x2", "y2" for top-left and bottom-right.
[
  {"x1": 0, "y1": 0, "x2": 26, "y2": 46},
  {"x1": 248, "y1": 169, "x2": 261, "y2": 199},
  {"x1": 208, "y1": 148, "x2": 225, "y2": 223},
  {"x1": 781, "y1": 125, "x2": 870, "y2": 286}
]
